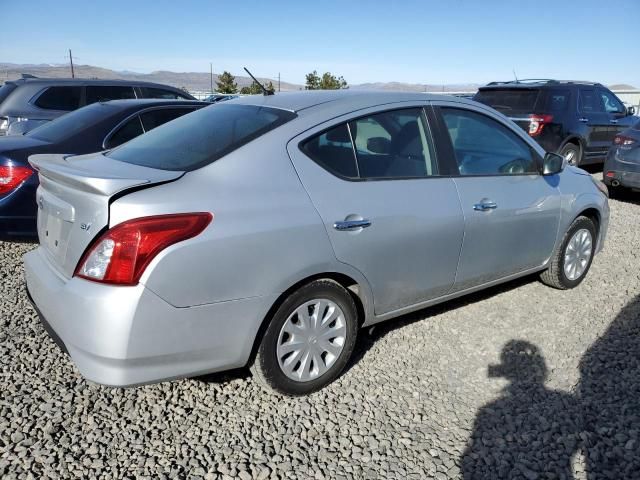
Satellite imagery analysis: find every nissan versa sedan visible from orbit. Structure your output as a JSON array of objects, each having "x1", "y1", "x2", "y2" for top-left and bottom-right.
[{"x1": 24, "y1": 91, "x2": 610, "y2": 396}]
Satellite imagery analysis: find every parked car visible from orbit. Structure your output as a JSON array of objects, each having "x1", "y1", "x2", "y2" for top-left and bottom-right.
[
  {"x1": 0, "y1": 99, "x2": 208, "y2": 239},
  {"x1": 202, "y1": 93, "x2": 239, "y2": 103},
  {"x1": 24, "y1": 91, "x2": 609, "y2": 396},
  {"x1": 0, "y1": 77, "x2": 196, "y2": 136},
  {"x1": 473, "y1": 80, "x2": 637, "y2": 166},
  {"x1": 603, "y1": 118, "x2": 640, "y2": 193}
]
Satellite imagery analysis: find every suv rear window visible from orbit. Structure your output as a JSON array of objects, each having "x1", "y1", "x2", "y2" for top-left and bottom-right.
[
  {"x1": 107, "y1": 104, "x2": 296, "y2": 171},
  {"x1": 473, "y1": 89, "x2": 541, "y2": 113},
  {"x1": 34, "y1": 86, "x2": 82, "y2": 111}
]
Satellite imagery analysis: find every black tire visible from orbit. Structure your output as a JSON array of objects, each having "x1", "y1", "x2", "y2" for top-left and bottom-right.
[
  {"x1": 559, "y1": 143, "x2": 581, "y2": 166},
  {"x1": 250, "y1": 279, "x2": 358, "y2": 396},
  {"x1": 540, "y1": 216, "x2": 597, "y2": 290}
]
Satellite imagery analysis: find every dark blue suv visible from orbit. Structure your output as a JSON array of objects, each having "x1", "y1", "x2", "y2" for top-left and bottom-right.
[{"x1": 474, "y1": 80, "x2": 638, "y2": 166}]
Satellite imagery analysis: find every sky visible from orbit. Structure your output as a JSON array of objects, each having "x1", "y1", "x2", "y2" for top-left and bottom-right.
[{"x1": 1, "y1": 0, "x2": 638, "y2": 87}]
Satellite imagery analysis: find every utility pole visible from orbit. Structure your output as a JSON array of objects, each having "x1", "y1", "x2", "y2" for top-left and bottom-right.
[
  {"x1": 210, "y1": 63, "x2": 214, "y2": 93},
  {"x1": 278, "y1": 72, "x2": 280, "y2": 92},
  {"x1": 68, "y1": 49, "x2": 75, "y2": 78}
]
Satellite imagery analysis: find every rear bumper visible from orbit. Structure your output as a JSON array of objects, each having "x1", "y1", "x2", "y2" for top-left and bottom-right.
[
  {"x1": 603, "y1": 149, "x2": 640, "y2": 189},
  {"x1": 24, "y1": 247, "x2": 276, "y2": 386}
]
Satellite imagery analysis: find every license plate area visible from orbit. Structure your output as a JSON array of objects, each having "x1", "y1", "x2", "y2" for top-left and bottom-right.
[{"x1": 37, "y1": 189, "x2": 75, "y2": 264}]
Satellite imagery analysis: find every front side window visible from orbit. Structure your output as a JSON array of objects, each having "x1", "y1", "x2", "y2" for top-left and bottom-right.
[
  {"x1": 302, "y1": 108, "x2": 437, "y2": 180},
  {"x1": 578, "y1": 88, "x2": 604, "y2": 113},
  {"x1": 34, "y1": 86, "x2": 82, "y2": 111},
  {"x1": 85, "y1": 86, "x2": 136, "y2": 104},
  {"x1": 441, "y1": 108, "x2": 538, "y2": 176},
  {"x1": 107, "y1": 104, "x2": 295, "y2": 171},
  {"x1": 599, "y1": 90, "x2": 625, "y2": 114}
]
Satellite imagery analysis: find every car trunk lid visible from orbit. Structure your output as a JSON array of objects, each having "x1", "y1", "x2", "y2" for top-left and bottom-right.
[{"x1": 29, "y1": 152, "x2": 184, "y2": 278}]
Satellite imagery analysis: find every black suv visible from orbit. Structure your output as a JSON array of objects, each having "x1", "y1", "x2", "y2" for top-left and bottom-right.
[
  {"x1": 473, "y1": 80, "x2": 637, "y2": 165},
  {"x1": 0, "y1": 76, "x2": 195, "y2": 136}
]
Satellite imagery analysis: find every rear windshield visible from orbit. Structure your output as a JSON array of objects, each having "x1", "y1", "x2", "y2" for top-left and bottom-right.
[
  {"x1": 27, "y1": 102, "x2": 116, "y2": 142},
  {"x1": 107, "y1": 104, "x2": 296, "y2": 171},
  {"x1": 0, "y1": 83, "x2": 17, "y2": 105},
  {"x1": 474, "y1": 88, "x2": 541, "y2": 113}
]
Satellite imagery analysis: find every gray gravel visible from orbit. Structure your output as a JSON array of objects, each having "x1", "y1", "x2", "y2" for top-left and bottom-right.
[{"x1": 1, "y1": 193, "x2": 639, "y2": 479}]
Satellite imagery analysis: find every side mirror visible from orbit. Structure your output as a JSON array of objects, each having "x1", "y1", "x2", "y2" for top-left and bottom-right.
[
  {"x1": 367, "y1": 137, "x2": 391, "y2": 154},
  {"x1": 543, "y1": 152, "x2": 566, "y2": 176},
  {"x1": 627, "y1": 106, "x2": 636, "y2": 116}
]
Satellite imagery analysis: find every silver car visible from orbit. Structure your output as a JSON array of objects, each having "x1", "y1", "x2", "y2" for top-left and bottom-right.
[{"x1": 24, "y1": 91, "x2": 610, "y2": 396}]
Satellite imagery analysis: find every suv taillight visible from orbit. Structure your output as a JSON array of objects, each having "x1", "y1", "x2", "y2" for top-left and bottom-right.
[
  {"x1": 75, "y1": 213, "x2": 213, "y2": 286},
  {"x1": 528, "y1": 114, "x2": 553, "y2": 137},
  {"x1": 0, "y1": 165, "x2": 33, "y2": 195},
  {"x1": 614, "y1": 135, "x2": 636, "y2": 147}
]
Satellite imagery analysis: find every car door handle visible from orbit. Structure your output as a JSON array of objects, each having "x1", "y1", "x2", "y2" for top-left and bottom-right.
[
  {"x1": 333, "y1": 219, "x2": 372, "y2": 231},
  {"x1": 610, "y1": 119, "x2": 619, "y2": 124},
  {"x1": 578, "y1": 117, "x2": 589, "y2": 123},
  {"x1": 473, "y1": 201, "x2": 498, "y2": 212}
]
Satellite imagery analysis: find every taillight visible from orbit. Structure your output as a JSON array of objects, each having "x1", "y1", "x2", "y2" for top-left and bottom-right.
[
  {"x1": 528, "y1": 114, "x2": 553, "y2": 137},
  {"x1": 75, "y1": 213, "x2": 213, "y2": 286},
  {"x1": 614, "y1": 135, "x2": 636, "y2": 147},
  {"x1": 0, "y1": 165, "x2": 33, "y2": 195}
]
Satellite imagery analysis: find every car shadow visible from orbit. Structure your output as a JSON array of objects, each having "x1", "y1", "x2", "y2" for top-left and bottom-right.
[
  {"x1": 610, "y1": 188, "x2": 640, "y2": 206},
  {"x1": 460, "y1": 294, "x2": 640, "y2": 479}
]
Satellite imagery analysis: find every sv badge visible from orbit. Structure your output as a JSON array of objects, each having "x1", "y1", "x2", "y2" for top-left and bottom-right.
[{"x1": 80, "y1": 223, "x2": 92, "y2": 232}]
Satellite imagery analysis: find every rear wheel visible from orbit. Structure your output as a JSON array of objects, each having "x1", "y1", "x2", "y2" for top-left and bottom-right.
[
  {"x1": 251, "y1": 279, "x2": 358, "y2": 396},
  {"x1": 540, "y1": 216, "x2": 596, "y2": 289},
  {"x1": 560, "y1": 143, "x2": 581, "y2": 166}
]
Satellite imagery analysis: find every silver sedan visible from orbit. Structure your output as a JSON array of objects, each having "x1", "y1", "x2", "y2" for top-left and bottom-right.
[{"x1": 24, "y1": 91, "x2": 609, "y2": 395}]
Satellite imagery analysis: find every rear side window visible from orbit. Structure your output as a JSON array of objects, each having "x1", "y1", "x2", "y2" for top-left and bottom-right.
[
  {"x1": 34, "y1": 86, "x2": 82, "y2": 111},
  {"x1": 302, "y1": 108, "x2": 438, "y2": 179},
  {"x1": 107, "y1": 104, "x2": 296, "y2": 171},
  {"x1": 139, "y1": 108, "x2": 196, "y2": 131},
  {"x1": 473, "y1": 89, "x2": 540, "y2": 113},
  {"x1": 141, "y1": 87, "x2": 192, "y2": 100},
  {"x1": 86, "y1": 86, "x2": 136, "y2": 104},
  {"x1": 578, "y1": 89, "x2": 604, "y2": 113},
  {"x1": 105, "y1": 116, "x2": 144, "y2": 149},
  {"x1": 441, "y1": 108, "x2": 538, "y2": 176},
  {"x1": 543, "y1": 89, "x2": 570, "y2": 112}
]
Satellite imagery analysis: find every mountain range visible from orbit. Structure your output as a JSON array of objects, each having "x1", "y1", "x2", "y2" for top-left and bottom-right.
[{"x1": 0, "y1": 63, "x2": 636, "y2": 93}]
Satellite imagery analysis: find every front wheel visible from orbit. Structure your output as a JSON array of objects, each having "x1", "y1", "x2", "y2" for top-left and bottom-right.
[
  {"x1": 540, "y1": 216, "x2": 597, "y2": 289},
  {"x1": 250, "y1": 279, "x2": 359, "y2": 396}
]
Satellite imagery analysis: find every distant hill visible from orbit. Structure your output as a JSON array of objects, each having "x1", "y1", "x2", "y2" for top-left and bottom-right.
[{"x1": 0, "y1": 63, "x2": 636, "y2": 92}]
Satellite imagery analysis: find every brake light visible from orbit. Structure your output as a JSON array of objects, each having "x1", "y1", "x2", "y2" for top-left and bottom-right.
[
  {"x1": 75, "y1": 213, "x2": 213, "y2": 286},
  {"x1": 0, "y1": 165, "x2": 33, "y2": 195},
  {"x1": 528, "y1": 114, "x2": 553, "y2": 137},
  {"x1": 614, "y1": 135, "x2": 636, "y2": 147}
]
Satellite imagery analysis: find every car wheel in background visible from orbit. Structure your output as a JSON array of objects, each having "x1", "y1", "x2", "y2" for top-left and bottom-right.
[
  {"x1": 560, "y1": 143, "x2": 581, "y2": 166},
  {"x1": 540, "y1": 216, "x2": 597, "y2": 290},
  {"x1": 251, "y1": 279, "x2": 359, "y2": 396}
]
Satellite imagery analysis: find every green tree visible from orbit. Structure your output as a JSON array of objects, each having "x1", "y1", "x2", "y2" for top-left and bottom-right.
[
  {"x1": 305, "y1": 70, "x2": 348, "y2": 90},
  {"x1": 240, "y1": 80, "x2": 276, "y2": 95},
  {"x1": 216, "y1": 71, "x2": 238, "y2": 94}
]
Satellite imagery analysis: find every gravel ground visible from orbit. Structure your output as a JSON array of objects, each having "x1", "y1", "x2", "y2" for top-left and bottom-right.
[{"x1": 1, "y1": 192, "x2": 639, "y2": 480}]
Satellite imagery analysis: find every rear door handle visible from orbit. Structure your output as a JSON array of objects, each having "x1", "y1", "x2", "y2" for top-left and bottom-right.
[
  {"x1": 610, "y1": 119, "x2": 619, "y2": 124},
  {"x1": 473, "y1": 201, "x2": 498, "y2": 212},
  {"x1": 578, "y1": 117, "x2": 589, "y2": 123},
  {"x1": 334, "y1": 219, "x2": 372, "y2": 231}
]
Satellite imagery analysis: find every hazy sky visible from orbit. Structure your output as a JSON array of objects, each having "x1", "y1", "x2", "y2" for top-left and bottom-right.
[{"x1": 1, "y1": 0, "x2": 638, "y2": 86}]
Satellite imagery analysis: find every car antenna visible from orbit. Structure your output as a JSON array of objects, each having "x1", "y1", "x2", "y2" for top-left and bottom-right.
[
  {"x1": 243, "y1": 67, "x2": 274, "y2": 96},
  {"x1": 512, "y1": 68, "x2": 519, "y2": 83}
]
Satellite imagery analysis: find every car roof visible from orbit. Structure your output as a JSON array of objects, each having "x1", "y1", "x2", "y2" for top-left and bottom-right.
[
  {"x1": 231, "y1": 90, "x2": 470, "y2": 113},
  {"x1": 479, "y1": 79, "x2": 603, "y2": 89},
  {"x1": 4, "y1": 77, "x2": 187, "y2": 88},
  {"x1": 100, "y1": 99, "x2": 209, "y2": 109}
]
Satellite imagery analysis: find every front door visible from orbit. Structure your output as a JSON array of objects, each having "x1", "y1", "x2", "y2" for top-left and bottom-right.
[
  {"x1": 287, "y1": 106, "x2": 465, "y2": 315},
  {"x1": 434, "y1": 104, "x2": 561, "y2": 291}
]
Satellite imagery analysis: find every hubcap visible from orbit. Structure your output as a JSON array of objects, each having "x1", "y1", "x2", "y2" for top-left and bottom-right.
[
  {"x1": 563, "y1": 228, "x2": 593, "y2": 281},
  {"x1": 564, "y1": 149, "x2": 576, "y2": 165},
  {"x1": 277, "y1": 299, "x2": 347, "y2": 382}
]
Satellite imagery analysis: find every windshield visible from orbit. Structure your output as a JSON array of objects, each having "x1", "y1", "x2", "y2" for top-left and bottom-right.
[
  {"x1": 27, "y1": 102, "x2": 116, "y2": 142},
  {"x1": 474, "y1": 88, "x2": 541, "y2": 113},
  {"x1": 107, "y1": 103, "x2": 296, "y2": 171}
]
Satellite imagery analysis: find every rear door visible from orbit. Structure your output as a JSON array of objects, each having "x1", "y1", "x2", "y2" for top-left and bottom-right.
[
  {"x1": 288, "y1": 105, "x2": 464, "y2": 315},
  {"x1": 578, "y1": 87, "x2": 611, "y2": 160},
  {"x1": 432, "y1": 102, "x2": 561, "y2": 291}
]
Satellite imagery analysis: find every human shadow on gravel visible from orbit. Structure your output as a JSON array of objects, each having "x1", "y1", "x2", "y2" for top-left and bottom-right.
[
  {"x1": 461, "y1": 340, "x2": 580, "y2": 480},
  {"x1": 461, "y1": 294, "x2": 640, "y2": 480}
]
